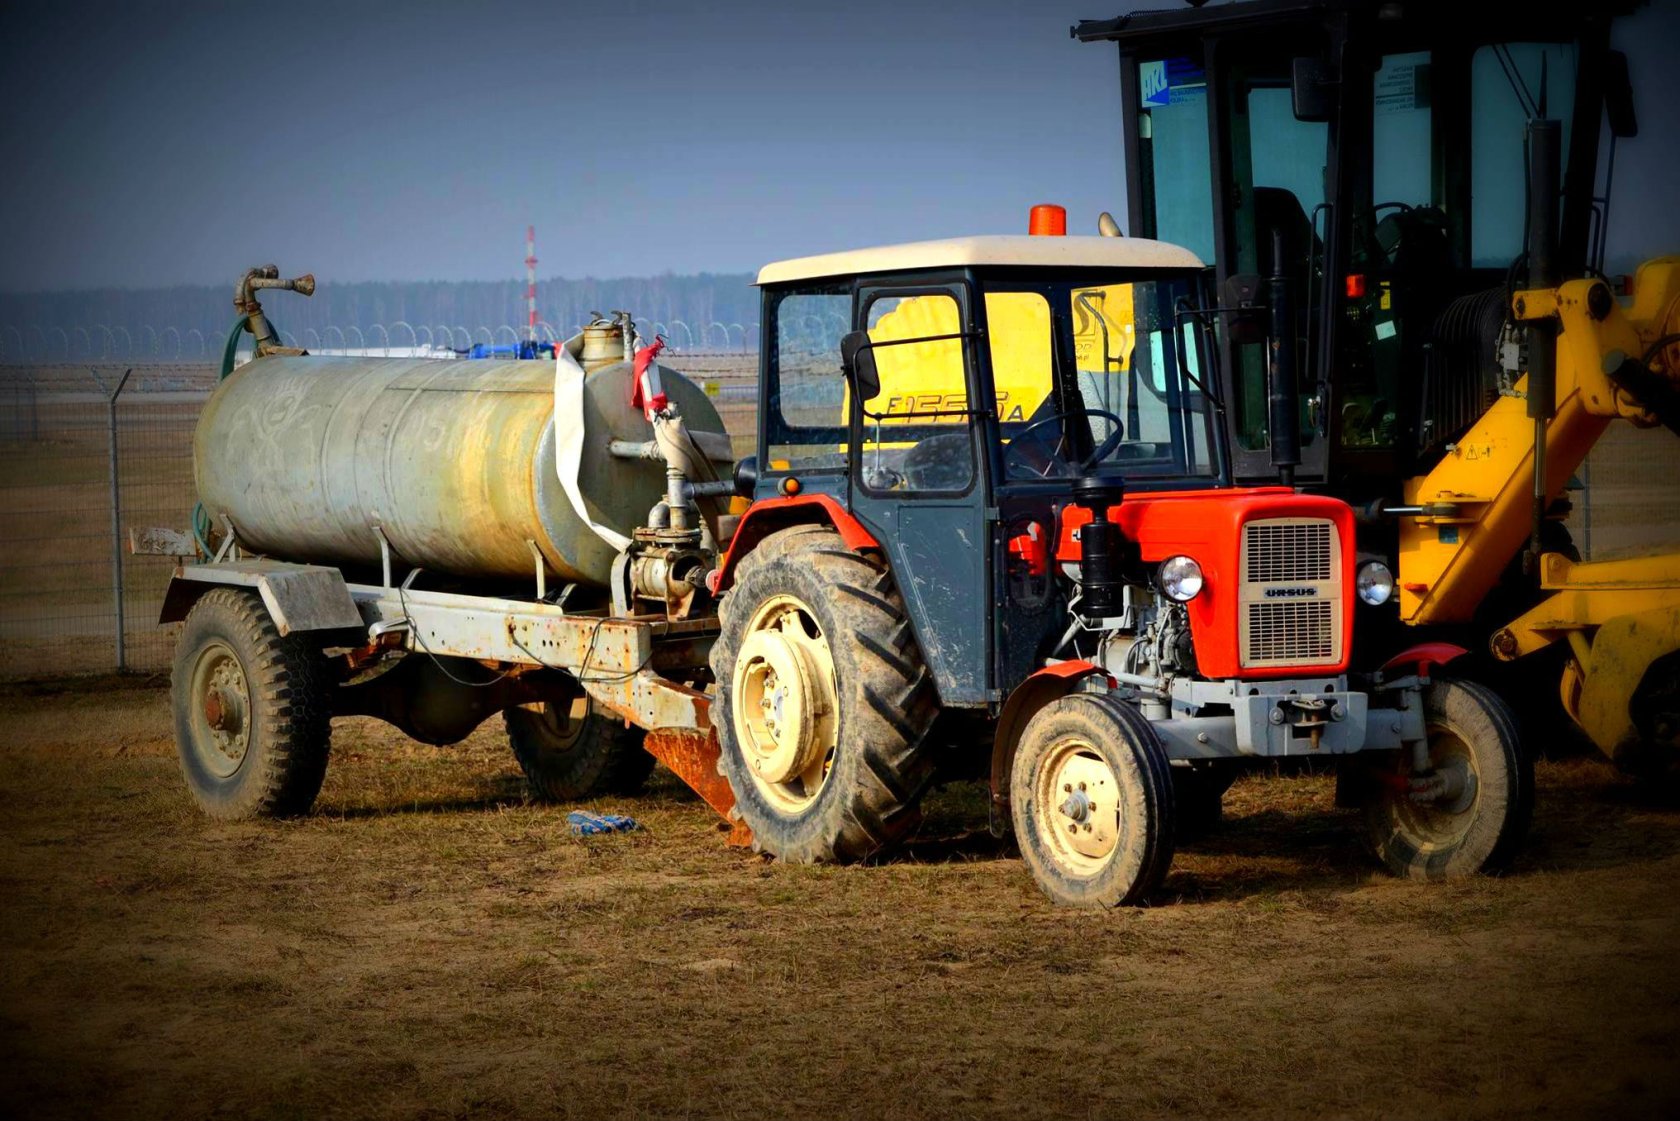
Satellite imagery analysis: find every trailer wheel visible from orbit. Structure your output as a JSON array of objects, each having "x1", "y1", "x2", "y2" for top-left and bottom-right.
[
  {"x1": 504, "y1": 696, "x2": 653, "y2": 800},
  {"x1": 1011, "y1": 692, "x2": 1176, "y2": 907},
  {"x1": 710, "y1": 525, "x2": 937, "y2": 863},
  {"x1": 1361, "y1": 676, "x2": 1532, "y2": 880},
  {"x1": 171, "y1": 587, "x2": 331, "y2": 819}
]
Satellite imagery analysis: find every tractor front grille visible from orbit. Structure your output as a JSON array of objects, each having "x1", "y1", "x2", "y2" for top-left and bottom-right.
[
  {"x1": 1243, "y1": 520, "x2": 1333, "y2": 583},
  {"x1": 1238, "y1": 518, "x2": 1343, "y2": 669}
]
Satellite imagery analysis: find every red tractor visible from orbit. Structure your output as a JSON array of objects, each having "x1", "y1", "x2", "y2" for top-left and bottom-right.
[{"x1": 710, "y1": 229, "x2": 1527, "y2": 904}]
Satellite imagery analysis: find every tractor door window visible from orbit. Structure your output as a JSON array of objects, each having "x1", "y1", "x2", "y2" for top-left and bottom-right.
[
  {"x1": 1136, "y1": 56, "x2": 1214, "y2": 263},
  {"x1": 1070, "y1": 280, "x2": 1216, "y2": 478},
  {"x1": 859, "y1": 292, "x2": 975, "y2": 494},
  {"x1": 985, "y1": 290, "x2": 1054, "y2": 426},
  {"x1": 1470, "y1": 43, "x2": 1576, "y2": 267},
  {"x1": 1372, "y1": 52, "x2": 1434, "y2": 208},
  {"x1": 986, "y1": 276, "x2": 1217, "y2": 482},
  {"x1": 1335, "y1": 51, "x2": 1436, "y2": 454},
  {"x1": 766, "y1": 287, "x2": 850, "y2": 471},
  {"x1": 1227, "y1": 76, "x2": 1328, "y2": 455},
  {"x1": 1248, "y1": 87, "x2": 1328, "y2": 222}
]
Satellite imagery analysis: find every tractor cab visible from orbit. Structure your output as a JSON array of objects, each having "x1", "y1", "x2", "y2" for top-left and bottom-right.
[
  {"x1": 742, "y1": 233, "x2": 1223, "y2": 704},
  {"x1": 1077, "y1": 0, "x2": 1640, "y2": 500}
]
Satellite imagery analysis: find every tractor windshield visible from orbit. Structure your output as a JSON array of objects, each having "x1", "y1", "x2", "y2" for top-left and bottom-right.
[
  {"x1": 978, "y1": 272, "x2": 1220, "y2": 483},
  {"x1": 760, "y1": 271, "x2": 1221, "y2": 488}
]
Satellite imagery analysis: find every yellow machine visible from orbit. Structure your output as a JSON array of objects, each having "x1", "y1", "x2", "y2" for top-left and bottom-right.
[
  {"x1": 867, "y1": 285, "x2": 1136, "y2": 426},
  {"x1": 1399, "y1": 257, "x2": 1680, "y2": 767},
  {"x1": 1071, "y1": 2, "x2": 1679, "y2": 776}
]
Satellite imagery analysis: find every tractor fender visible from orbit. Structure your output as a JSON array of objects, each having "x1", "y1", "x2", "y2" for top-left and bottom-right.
[
  {"x1": 709, "y1": 494, "x2": 879, "y2": 593},
  {"x1": 1379, "y1": 641, "x2": 1469, "y2": 677},
  {"x1": 989, "y1": 660, "x2": 1114, "y2": 810}
]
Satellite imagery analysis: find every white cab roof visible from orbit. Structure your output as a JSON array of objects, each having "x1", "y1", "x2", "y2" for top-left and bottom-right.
[{"x1": 756, "y1": 234, "x2": 1204, "y2": 286}]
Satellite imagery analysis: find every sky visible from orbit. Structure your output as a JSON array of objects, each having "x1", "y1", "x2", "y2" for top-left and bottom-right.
[{"x1": 1, "y1": 0, "x2": 1676, "y2": 290}]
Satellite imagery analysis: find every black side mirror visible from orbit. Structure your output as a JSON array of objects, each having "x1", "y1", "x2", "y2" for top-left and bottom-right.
[
  {"x1": 1291, "y1": 56, "x2": 1335, "y2": 123},
  {"x1": 839, "y1": 329, "x2": 881, "y2": 402},
  {"x1": 732, "y1": 454, "x2": 759, "y2": 498},
  {"x1": 1605, "y1": 50, "x2": 1638, "y2": 139}
]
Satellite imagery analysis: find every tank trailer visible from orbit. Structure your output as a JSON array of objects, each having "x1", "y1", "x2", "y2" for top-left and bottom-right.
[{"x1": 154, "y1": 242, "x2": 1530, "y2": 906}]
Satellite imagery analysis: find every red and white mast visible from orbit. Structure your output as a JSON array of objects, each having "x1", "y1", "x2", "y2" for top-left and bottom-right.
[{"x1": 525, "y1": 225, "x2": 538, "y2": 343}]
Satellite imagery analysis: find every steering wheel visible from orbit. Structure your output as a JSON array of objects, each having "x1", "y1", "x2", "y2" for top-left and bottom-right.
[{"x1": 1003, "y1": 409, "x2": 1125, "y2": 478}]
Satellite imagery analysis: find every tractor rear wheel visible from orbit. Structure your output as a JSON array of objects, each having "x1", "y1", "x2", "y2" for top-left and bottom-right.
[
  {"x1": 504, "y1": 696, "x2": 654, "y2": 801},
  {"x1": 710, "y1": 525, "x2": 938, "y2": 863},
  {"x1": 171, "y1": 587, "x2": 332, "y2": 819},
  {"x1": 1360, "y1": 676, "x2": 1532, "y2": 879},
  {"x1": 1010, "y1": 692, "x2": 1176, "y2": 907}
]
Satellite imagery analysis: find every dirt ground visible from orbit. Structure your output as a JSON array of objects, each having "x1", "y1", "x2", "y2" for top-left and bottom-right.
[{"x1": 1, "y1": 678, "x2": 1677, "y2": 1121}]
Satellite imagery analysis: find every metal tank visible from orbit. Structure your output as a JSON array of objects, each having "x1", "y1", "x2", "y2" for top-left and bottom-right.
[{"x1": 193, "y1": 345, "x2": 729, "y2": 587}]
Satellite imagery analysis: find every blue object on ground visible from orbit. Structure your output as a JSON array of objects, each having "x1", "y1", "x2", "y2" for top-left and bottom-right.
[{"x1": 567, "y1": 811, "x2": 641, "y2": 836}]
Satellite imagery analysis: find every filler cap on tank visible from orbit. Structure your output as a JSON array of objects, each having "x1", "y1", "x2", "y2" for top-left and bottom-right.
[{"x1": 581, "y1": 318, "x2": 627, "y2": 371}]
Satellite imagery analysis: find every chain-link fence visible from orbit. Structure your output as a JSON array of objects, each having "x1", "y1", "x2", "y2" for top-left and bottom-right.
[
  {"x1": 0, "y1": 351, "x2": 761, "y2": 680},
  {"x1": 1, "y1": 346, "x2": 1676, "y2": 681},
  {"x1": 0, "y1": 363, "x2": 207, "y2": 677}
]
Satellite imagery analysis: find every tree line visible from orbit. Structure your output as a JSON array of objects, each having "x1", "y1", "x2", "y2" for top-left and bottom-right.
[{"x1": 0, "y1": 273, "x2": 759, "y2": 342}]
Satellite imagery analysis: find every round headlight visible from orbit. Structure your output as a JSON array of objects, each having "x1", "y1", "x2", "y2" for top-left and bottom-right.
[
  {"x1": 1157, "y1": 555, "x2": 1204, "y2": 602},
  {"x1": 1357, "y1": 560, "x2": 1395, "y2": 606}
]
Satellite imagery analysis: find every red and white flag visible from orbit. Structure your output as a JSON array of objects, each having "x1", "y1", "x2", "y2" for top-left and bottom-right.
[{"x1": 631, "y1": 336, "x2": 668, "y2": 421}]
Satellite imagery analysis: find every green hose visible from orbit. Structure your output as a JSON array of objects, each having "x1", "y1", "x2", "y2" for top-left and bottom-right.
[
  {"x1": 218, "y1": 313, "x2": 253, "y2": 381},
  {"x1": 191, "y1": 502, "x2": 214, "y2": 560}
]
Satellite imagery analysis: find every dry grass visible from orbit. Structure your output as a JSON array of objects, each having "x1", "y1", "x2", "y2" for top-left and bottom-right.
[{"x1": 1, "y1": 680, "x2": 1677, "y2": 1120}]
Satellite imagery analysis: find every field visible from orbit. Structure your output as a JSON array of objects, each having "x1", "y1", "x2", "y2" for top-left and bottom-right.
[
  {"x1": 1, "y1": 679, "x2": 1677, "y2": 1120},
  {"x1": 2, "y1": 356, "x2": 1679, "y2": 1118}
]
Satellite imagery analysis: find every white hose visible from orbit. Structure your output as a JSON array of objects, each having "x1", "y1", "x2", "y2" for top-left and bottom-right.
[{"x1": 553, "y1": 335, "x2": 632, "y2": 551}]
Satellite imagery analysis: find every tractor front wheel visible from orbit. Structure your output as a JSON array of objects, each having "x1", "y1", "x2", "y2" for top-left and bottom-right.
[
  {"x1": 710, "y1": 526, "x2": 938, "y2": 863},
  {"x1": 1360, "y1": 676, "x2": 1532, "y2": 880},
  {"x1": 1010, "y1": 692, "x2": 1176, "y2": 907}
]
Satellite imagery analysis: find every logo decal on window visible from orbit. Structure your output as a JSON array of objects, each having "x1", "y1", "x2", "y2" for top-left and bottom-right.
[{"x1": 1141, "y1": 60, "x2": 1170, "y2": 106}]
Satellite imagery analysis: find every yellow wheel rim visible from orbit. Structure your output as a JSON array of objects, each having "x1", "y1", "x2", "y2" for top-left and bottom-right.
[
  {"x1": 731, "y1": 593, "x2": 838, "y2": 813},
  {"x1": 1033, "y1": 737, "x2": 1122, "y2": 876}
]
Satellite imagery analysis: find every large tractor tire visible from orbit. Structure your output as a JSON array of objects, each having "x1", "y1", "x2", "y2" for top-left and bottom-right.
[
  {"x1": 1360, "y1": 676, "x2": 1532, "y2": 880},
  {"x1": 504, "y1": 696, "x2": 654, "y2": 800},
  {"x1": 1010, "y1": 692, "x2": 1177, "y2": 907},
  {"x1": 171, "y1": 587, "x2": 332, "y2": 819},
  {"x1": 710, "y1": 525, "x2": 938, "y2": 863}
]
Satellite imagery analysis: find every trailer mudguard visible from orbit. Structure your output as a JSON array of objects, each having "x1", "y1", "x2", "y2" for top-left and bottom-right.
[{"x1": 160, "y1": 560, "x2": 363, "y2": 636}]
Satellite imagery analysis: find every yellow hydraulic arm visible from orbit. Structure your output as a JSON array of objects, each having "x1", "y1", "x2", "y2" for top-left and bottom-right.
[{"x1": 1396, "y1": 257, "x2": 1680, "y2": 762}]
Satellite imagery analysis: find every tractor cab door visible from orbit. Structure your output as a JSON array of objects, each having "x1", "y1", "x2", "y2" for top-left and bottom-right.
[
  {"x1": 846, "y1": 277, "x2": 994, "y2": 706},
  {"x1": 1125, "y1": 30, "x2": 1339, "y2": 488}
]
